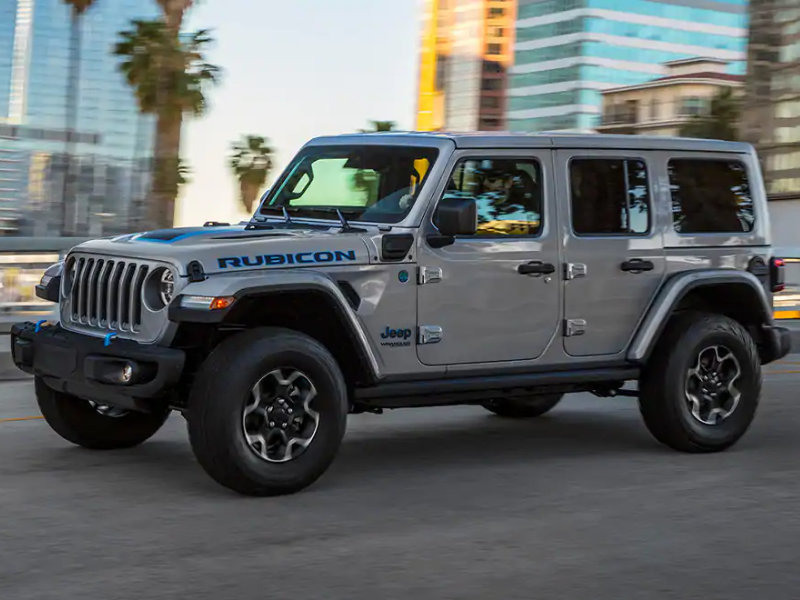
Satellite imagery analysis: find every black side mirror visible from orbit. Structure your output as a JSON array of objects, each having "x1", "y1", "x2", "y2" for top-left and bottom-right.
[{"x1": 435, "y1": 197, "x2": 477, "y2": 236}]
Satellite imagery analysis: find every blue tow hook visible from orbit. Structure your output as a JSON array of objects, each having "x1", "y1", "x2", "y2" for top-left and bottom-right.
[
  {"x1": 34, "y1": 320, "x2": 48, "y2": 333},
  {"x1": 104, "y1": 332, "x2": 118, "y2": 347}
]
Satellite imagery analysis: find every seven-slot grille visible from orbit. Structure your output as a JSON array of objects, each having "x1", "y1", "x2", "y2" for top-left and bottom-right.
[{"x1": 67, "y1": 256, "x2": 149, "y2": 332}]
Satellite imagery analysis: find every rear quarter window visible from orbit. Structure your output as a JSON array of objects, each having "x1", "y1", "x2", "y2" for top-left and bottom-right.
[{"x1": 668, "y1": 158, "x2": 755, "y2": 234}]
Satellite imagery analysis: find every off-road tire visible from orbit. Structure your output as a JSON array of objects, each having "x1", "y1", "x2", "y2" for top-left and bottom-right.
[
  {"x1": 639, "y1": 312, "x2": 761, "y2": 453},
  {"x1": 187, "y1": 327, "x2": 348, "y2": 496},
  {"x1": 35, "y1": 377, "x2": 169, "y2": 449},
  {"x1": 482, "y1": 394, "x2": 563, "y2": 418}
]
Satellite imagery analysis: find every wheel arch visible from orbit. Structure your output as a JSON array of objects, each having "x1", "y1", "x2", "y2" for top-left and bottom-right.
[
  {"x1": 629, "y1": 270, "x2": 777, "y2": 365},
  {"x1": 169, "y1": 273, "x2": 381, "y2": 386}
]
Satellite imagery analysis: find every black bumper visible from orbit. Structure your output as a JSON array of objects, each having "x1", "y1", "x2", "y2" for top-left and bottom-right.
[
  {"x1": 763, "y1": 324, "x2": 792, "y2": 364},
  {"x1": 10, "y1": 322, "x2": 185, "y2": 412}
]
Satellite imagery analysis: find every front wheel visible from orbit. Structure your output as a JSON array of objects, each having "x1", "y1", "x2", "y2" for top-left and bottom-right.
[
  {"x1": 187, "y1": 328, "x2": 348, "y2": 496},
  {"x1": 36, "y1": 377, "x2": 170, "y2": 449},
  {"x1": 639, "y1": 312, "x2": 761, "y2": 453},
  {"x1": 482, "y1": 394, "x2": 563, "y2": 418}
]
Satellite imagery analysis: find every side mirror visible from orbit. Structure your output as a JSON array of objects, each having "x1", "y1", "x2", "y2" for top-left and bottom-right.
[
  {"x1": 435, "y1": 197, "x2": 477, "y2": 236},
  {"x1": 428, "y1": 197, "x2": 477, "y2": 248}
]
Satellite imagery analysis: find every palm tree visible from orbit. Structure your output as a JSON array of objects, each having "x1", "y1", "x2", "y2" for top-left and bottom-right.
[
  {"x1": 114, "y1": 20, "x2": 219, "y2": 229},
  {"x1": 360, "y1": 120, "x2": 396, "y2": 132},
  {"x1": 229, "y1": 135, "x2": 273, "y2": 213},
  {"x1": 679, "y1": 88, "x2": 740, "y2": 141},
  {"x1": 61, "y1": 0, "x2": 97, "y2": 235}
]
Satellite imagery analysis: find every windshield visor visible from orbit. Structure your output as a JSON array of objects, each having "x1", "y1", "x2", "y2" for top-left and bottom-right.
[{"x1": 260, "y1": 145, "x2": 439, "y2": 224}]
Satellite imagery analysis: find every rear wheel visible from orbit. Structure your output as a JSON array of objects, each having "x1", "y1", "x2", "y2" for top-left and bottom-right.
[
  {"x1": 187, "y1": 328, "x2": 348, "y2": 496},
  {"x1": 639, "y1": 312, "x2": 761, "y2": 453},
  {"x1": 482, "y1": 394, "x2": 563, "y2": 418},
  {"x1": 35, "y1": 377, "x2": 169, "y2": 449}
]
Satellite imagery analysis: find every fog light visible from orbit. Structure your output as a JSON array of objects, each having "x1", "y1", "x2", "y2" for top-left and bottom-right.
[{"x1": 120, "y1": 363, "x2": 133, "y2": 383}]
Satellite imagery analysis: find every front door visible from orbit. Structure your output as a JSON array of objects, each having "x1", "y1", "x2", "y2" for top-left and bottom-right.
[
  {"x1": 416, "y1": 150, "x2": 560, "y2": 366},
  {"x1": 555, "y1": 150, "x2": 666, "y2": 357}
]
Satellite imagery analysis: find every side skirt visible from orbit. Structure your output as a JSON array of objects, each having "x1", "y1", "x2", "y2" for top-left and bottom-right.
[{"x1": 353, "y1": 367, "x2": 640, "y2": 409}]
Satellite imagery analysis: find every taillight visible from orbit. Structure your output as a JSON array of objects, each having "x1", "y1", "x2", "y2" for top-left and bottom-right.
[{"x1": 771, "y1": 257, "x2": 786, "y2": 293}]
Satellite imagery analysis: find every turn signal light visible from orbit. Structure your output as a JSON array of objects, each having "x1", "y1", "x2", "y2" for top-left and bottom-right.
[
  {"x1": 209, "y1": 296, "x2": 235, "y2": 310},
  {"x1": 180, "y1": 295, "x2": 236, "y2": 310}
]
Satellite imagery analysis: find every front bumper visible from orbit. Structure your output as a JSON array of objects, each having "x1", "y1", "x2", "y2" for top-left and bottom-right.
[
  {"x1": 11, "y1": 322, "x2": 185, "y2": 412},
  {"x1": 763, "y1": 324, "x2": 792, "y2": 364}
]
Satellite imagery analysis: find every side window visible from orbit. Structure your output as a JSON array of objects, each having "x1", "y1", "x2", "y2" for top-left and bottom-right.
[
  {"x1": 569, "y1": 158, "x2": 650, "y2": 236},
  {"x1": 442, "y1": 158, "x2": 542, "y2": 236},
  {"x1": 669, "y1": 159, "x2": 755, "y2": 234}
]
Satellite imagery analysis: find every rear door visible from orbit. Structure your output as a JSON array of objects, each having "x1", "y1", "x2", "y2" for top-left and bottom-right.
[{"x1": 555, "y1": 150, "x2": 666, "y2": 357}]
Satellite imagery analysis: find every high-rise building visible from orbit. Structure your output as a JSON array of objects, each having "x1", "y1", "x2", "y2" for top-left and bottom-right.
[
  {"x1": 416, "y1": 0, "x2": 518, "y2": 132},
  {"x1": 507, "y1": 0, "x2": 749, "y2": 133},
  {"x1": 742, "y1": 0, "x2": 800, "y2": 202},
  {"x1": 0, "y1": 0, "x2": 158, "y2": 237}
]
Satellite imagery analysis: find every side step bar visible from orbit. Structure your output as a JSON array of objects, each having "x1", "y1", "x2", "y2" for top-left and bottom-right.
[{"x1": 354, "y1": 367, "x2": 639, "y2": 409}]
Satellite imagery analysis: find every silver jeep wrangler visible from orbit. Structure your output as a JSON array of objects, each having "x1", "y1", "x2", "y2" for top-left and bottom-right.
[{"x1": 12, "y1": 133, "x2": 792, "y2": 496}]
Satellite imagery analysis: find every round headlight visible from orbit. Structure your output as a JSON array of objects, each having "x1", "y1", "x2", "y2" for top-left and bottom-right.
[
  {"x1": 159, "y1": 269, "x2": 174, "y2": 305},
  {"x1": 143, "y1": 267, "x2": 175, "y2": 311}
]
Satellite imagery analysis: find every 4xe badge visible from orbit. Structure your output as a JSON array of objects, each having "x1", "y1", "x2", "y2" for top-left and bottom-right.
[{"x1": 380, "y1": 326, "x2": 413, "y2": 348}]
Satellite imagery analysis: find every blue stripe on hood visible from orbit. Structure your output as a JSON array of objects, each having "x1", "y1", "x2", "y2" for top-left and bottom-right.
[{"x1": 132, "y1": 226, "x2": 244, "y2": 243}]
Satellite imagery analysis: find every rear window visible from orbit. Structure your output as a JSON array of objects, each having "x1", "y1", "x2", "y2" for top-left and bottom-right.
[{"x1": 668, "y1": 159, "x2": 755, "y2": 234}]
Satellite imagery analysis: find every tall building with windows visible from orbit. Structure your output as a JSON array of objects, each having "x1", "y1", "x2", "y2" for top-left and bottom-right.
[
  {"x1": 0, "y1": 0, "x2": 158, "y2": 237},
  {"x1": 416, "y1": 0, "x2": 518, "y2": 132},
  {"x1": 507, "y1": 0, "x2": 749, "y2": 133},
  {"x1": 742, "y1": 0, "x2": 800, "y2": 201}
]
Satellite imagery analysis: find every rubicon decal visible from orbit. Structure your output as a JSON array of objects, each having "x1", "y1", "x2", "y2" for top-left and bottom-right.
[{"x1": 218, "y1": 250, "x2": 357, "y2": 269}]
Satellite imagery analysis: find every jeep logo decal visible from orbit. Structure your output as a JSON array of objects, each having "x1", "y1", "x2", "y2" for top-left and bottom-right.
[
  {"x1": 380, "y1": 327, "x2": 413, "y2": 348},
  {"x1": 218, "y1": 250, "x2": 357, "y2": 269}
]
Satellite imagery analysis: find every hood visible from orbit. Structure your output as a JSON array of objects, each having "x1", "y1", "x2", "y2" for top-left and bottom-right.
[{"x1": 73, "y1": 224, "x2": 374, "y2": 276}]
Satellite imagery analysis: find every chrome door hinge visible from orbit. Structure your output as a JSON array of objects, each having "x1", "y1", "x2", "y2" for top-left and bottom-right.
[
  {"x1": 564, "y1": 319, "x2": 587, "y2": 337},
  {"x1": 418, "y1": 325, "x2": 443, "y2": 345},
  {"x1": 564, "y1": 263, "x2": 588, "y2": 280},
  {"x1": 418, "y1": 266, "x2": 443, "y2": 285}
]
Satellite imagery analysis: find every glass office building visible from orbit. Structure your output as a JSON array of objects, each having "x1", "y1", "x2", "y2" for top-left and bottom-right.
[
  {"x1": 0, "y1": 0, "x2": 158, "y2": 237},
  {"x1": 508, "y1": 0, "x2": 749, "y2": 132}
]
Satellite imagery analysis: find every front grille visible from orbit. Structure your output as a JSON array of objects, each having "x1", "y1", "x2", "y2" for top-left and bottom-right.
[{"x1": 67, "y1": 256, "x2": 149, "y2": 333}]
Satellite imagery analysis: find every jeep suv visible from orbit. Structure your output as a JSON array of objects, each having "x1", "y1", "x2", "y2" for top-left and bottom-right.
[{"x1": 11, "y1": 133, "x2": 791, "y2": 496}]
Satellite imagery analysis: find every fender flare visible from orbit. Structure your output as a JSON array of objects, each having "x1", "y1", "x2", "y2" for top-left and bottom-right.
[
  {"x1": 168, "y1": 270, "x2": 382, "y2": 381},
  {"x1": 627, "y1": 269, "x2": 774, "y2": 363}
]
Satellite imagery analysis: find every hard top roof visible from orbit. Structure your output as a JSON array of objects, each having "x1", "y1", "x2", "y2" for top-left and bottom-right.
[{"x1": 307, "y1": 131, "x2": 752, "y2": 154}]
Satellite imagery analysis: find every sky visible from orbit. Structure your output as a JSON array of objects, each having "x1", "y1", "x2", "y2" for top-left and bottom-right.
[{"x1": 177, "y1": 0, "x2": 420, "y2": 227}]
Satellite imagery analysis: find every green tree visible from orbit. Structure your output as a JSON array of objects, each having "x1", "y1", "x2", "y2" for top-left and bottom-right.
[
  {"x1": 61, "y1": 0, "x2": 97, "y2": 235},
  {"x1": 229, "y1": 135, "x2": 273, "y2": 213},
  {"x1": 114, "y1": 19, "x2": 219, "y2": 229},
  {"x1": 360, "y1": 120, "x2": 396, "y2": 132},
  {"x1": 679, "y1": 88, "x2": 740, "y2": 141}
]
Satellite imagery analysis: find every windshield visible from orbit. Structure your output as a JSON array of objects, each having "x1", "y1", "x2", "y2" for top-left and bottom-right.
[{"x1": 260, "y1": 145, "x2": 439, "y2": 224}]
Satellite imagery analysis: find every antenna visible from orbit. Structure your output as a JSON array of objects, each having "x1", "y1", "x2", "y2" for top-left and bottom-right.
[
  {"x1": 336, "y1": 209, "x2": 354, "y2": 232},
  {"x1": 281, "y1": 206, "x2": 293, "y2": 224}
]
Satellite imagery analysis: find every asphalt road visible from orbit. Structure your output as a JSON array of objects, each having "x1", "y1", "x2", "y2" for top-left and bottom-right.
[{"x1": 2, "y1": 360, "x2": 800, "y2": 600}]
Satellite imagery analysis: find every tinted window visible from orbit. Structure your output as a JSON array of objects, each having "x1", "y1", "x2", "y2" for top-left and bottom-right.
[
  {"x1": 570, "y1": 159, "x2": 650, "y2": 235},
  {"x1": 442, "y1": 158, "x2": 542, "y2": 236},
  {"x1": 669, "y1": 159, "x2": 754, "y2": 234}
]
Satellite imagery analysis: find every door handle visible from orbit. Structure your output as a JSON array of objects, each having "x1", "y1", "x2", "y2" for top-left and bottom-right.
[
  {"x1": 620, "y1": 258, "x2": 655, "y2": 273},
  {"x1": 518, "y1": 261, "x2": 555, "y2": 276}
]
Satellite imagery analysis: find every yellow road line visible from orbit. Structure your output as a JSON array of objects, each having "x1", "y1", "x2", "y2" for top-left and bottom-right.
[{"x1": 0, "y1": 415, "x2": 44, "y2": 423}]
